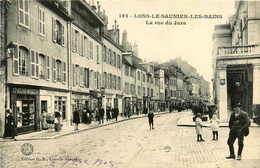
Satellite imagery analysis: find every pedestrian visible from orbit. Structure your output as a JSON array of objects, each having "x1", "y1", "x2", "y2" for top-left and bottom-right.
[
  {"x1": 3, "y1": 109, "x2": 17, "y2": 140},
  {"x1": 136, "y1": 107, "x2": 139, "y2": 115},
  {"x1": 86, "y1": 108, "x2": 91, "y2": 124},
  {"x1": 99, "y1": 107, "x2": 104, "y2": 124},
  {"x1": 82, "y1": 108, "x2": 87, "y2": 124},
  {"x1": 73, "y1": 108, "x2": 80, "y2": 131},
  {"x1": 114, "y1": 107, "x2": 119, "y2": 121},
  {"x1": 210, "y1": 113, "x2": 220, "y2": 140},
  {"x1": 143, "y1": 107, "x2": 148, "y2": 115},
  {"x1": 226, "y1": 103, "x2": 250, "y2": 160},
  {"x1": 41, "y1": 111, "x2": 48, "y2": 132},
  {"x1": 148, "y1": 111, "x2": 154, "y2": 130},
  {"x1": 195, "y1": 113, "x2": 205, "y2": 142},
  {"x1": 106, "y1": 106, "x2": 111, "y2": 121},
  {"x1": 127, "y1": 106, "x2": 131, "y2": 118},
  {"x1": 54, "y1": 111, "x2": 62, "y2": 132}
]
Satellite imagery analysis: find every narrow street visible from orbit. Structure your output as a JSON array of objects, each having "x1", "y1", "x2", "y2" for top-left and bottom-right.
[{"x1": 1, "y1": 112, "x2": 260, "y2": 168}]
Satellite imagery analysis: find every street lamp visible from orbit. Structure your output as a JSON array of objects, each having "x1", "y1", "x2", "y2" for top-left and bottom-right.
[{"x1": 1, "y1": 42, "x2": 16, "y2": 67}]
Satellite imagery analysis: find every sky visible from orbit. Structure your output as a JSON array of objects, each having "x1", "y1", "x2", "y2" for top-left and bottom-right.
[{"x1": 97, "y1": 0, "x2": 236, "y2": 82}]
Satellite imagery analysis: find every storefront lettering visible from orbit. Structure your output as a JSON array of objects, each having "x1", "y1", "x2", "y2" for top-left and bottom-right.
[{"x1": 13, "y1": 88, "x2": 39, "y2": 94}]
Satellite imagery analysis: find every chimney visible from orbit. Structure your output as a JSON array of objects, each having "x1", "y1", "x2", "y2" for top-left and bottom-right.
[
  {"x1": 91, "y1": 0, "x2": 97, "y2": 10},
  {"x1": 133, "y1": 41, "x2": 138, "y2": 57},
  {"x1": 97, "y1": 1, "x2": 101, "y2": 14},
  {"x1": 122, "y1": 30, "x2": 128, "y2": 50}
]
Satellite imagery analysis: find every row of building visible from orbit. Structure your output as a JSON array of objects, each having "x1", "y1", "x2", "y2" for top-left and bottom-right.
[
  {"x1": 212, "y1": 1, "x2": 260, "y2": 122},
  {"x1": 0, "y1": 0, "x2": 210, "y2": 136}
]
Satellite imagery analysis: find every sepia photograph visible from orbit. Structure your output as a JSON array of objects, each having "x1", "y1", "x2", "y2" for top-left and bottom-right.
[{"x1": 0, "y1": 0, "x2": 260, "y2": 167}]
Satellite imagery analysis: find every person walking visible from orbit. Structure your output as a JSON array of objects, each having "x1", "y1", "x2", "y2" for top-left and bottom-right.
[
  {"x1": 82, "y1": 108, "x2": 87, "y2": 124},
  {"x1": 4, "y1": 109, "x2": 17, "y2": 140},
  {"x1": 106, "y1": 106, "x2": 111, "y2": 121},
  {"x1": 41, "y1": 111, "x2": 48, "y2": 131},
  {"x1": 210, "y1": 113, "x2": 220, "y2": 140},
  {"x1": 99, "y1": 107, "x2": 104, "y2": 124},
  {"x1": 114, "y1": 107, "x2": 119, "y2": 121},
  {"x1": 195, "y1": 113, "x2": 205, "y2": 142},
  {"x1": 148, "y1": 111, "x2": 154, "y2": 130},
  {"x1": 54, "y1": 111, "x2": 62, "y2": 132},
  {"x1": 73, "y1": 108, "x2": 80, "y2": 131},
  {"x1": 226, "y1": 103, "x2": 250, "y2": 160},
  {"x1": 86, "y1": 108, "x2": 91, "y2": 124}
]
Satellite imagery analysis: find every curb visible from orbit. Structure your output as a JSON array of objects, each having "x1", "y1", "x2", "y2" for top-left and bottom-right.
[{"x1": 11, "y1": 112, "x2": 169, "y2": 141}]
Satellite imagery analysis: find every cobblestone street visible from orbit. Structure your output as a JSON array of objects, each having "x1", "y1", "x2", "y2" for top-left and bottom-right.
[{"x1": 1, "y1": 112, "x2": 260, "y2": 168}]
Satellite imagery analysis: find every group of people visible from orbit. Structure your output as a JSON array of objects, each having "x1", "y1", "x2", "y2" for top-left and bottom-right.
[
  {"x1": 195, "y1": 103, "x2": 251, "y2": 161},
  {"x1": 72, "y1": 107, "x2": 120, "y2": 131}
]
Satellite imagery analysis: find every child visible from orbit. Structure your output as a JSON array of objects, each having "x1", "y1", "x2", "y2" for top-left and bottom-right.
[
  {"x1": 210, "y1": 113, "x2": 220, "y2": 140},
  {"x1": 148, "y1": 111, "x2": 154, "y2": 130},
  {"x1": 195, "y1": 113, "x2": 205, "y2": 142}
]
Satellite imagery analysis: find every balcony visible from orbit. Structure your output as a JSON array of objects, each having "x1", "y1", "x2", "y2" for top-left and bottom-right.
[{"x1": 217, "y1": 45, "x2": 260, "y2": 57}]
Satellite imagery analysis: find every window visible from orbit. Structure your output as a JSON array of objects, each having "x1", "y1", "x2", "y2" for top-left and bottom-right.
[
  {"x1": 84, "y1": 68, "x2": 89, "y2": 88},
  {"x1": 107, "y1": 49, "x2": 111, "y2": 64},
  {"x1": 103, "y1": 72, "x2": 107, "y2": 88},
  {"x1": 84, "y1": 37, "x2": 88, "y2": 57},
  {"x1": 39, "y1": 7, "x2": 45, "y2": 35},
  {"x1": 80, "y1": 34, "x2": 83, "y2": 56},
  {"x1": 30, "y1": 50, "x2": 39, "y2": 78},
  {"x1": 143, "y1": 87, "x2": 145, "y2": 96},
  {"x1": 52, "y1": 58, "x2": 56, "y2": 82},
  {"x1": 56, "y1": 60, "x2": 62, "y2": 82},
  {"x1": 89, "y1": 41, "x2": 93, "y2": 59},
  {"x1": 46, "y1": 55, "x2": 50, "y2": 80},
  {"x1": 39, "y1": 54, "x2": 45, "y2": 79},
  {"x1": 147, "y1": 88, "x2": 150, "y2": 97},
  {"x1": 80, "y1": 67, "x2": 83, "y2": 87},
  {"x1": 114, "y1": 75, "x2": 116, "y2": 90},
  {"x1": 138, "y1": 72, "x2": 140, "y2": 80},
  {"x1": 52, "y1": 18, "x2": 65, "y2": 46},
  {"x1": 110, "y1": 50, "x2": 114, "y2": 66},
  {"x1": 19, "y1": 47, "x2": 28, "y2": 76},
  {"x1": 103, "y1": 45, "x2": 107, "y2": 62},
  {"x1": 151, "y1": 89, "x2": 153, "y2": 97},
  {"x1": 143, "y1": 74, "x2": 145, "y2": 82},
  {"x1": 96, "y1": 45, "x2": 100, "y2": 63},
  {"x1": 63, "y1": 62, "x2": 66, "y2": 83},
  {"x1": 94, "y1": 72, "x2": 97, "y2": 89},
  {"x1": 75, "y1": 65, "x2": 79, "y2": 85},
  {"x1": 19, "y1": 0, "x2": 30, "y2": 28},
  {"x1": 118, "y1": 77, "x2": 121, "y2": 91},
  {"x1": 125, "y1": 65, "x2": 129, "y2": 76},
  {"x1": 117, "y1": 55, "x2": 121, "y2": 69},
  {"x1": 138, "y1": 86, "x2": 140, "y2": 95},
  {"x1": 110, "y1": 74, "x2": 112, "y2": 89},
  {"x1": 113, "y1": 52, "x2": 116, "y2": 67},
  {"x1": 107, "y1": 73, "x2": 110, "y2": 89}
]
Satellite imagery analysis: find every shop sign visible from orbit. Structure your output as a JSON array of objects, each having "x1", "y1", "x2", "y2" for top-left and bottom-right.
[{"x1": 13, "y1": 88, "x2": 39, "y2": 95}]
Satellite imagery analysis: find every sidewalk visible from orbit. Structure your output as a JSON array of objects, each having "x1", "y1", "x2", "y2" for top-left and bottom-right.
[
  {"x1": 177, "y1": 112, "x2": 260, "y2": 127},
  {"x1": 6, "y1": 111, "x2": 169, "y2": 141}
]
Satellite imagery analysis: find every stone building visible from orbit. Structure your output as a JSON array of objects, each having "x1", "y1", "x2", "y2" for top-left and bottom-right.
[
  {"x1": 212, "y1": 0, "x2": 260, "y2": 121},
  {"x1": 3, "y1": 0, "x2": 72, "y2": 134}
]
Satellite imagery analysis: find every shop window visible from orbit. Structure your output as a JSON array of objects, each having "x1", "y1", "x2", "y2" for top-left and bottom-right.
[
  {"x1": 55, "y1": 97, "x2": 66, "y2": 120},
  {"x1": 16, "y1": 95, "x2": 36, "y2": 127},
  {"x1": 19, "y1": 0, "x2": 30, "y2": 28}
]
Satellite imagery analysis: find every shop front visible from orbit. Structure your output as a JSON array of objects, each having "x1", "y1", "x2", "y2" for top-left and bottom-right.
[
  {"x1": 10, "y1": 86, "x2": 40, "y2": 134},
  {"x1": 71, "y1": 93, "x2": 90, "y2": 123}
]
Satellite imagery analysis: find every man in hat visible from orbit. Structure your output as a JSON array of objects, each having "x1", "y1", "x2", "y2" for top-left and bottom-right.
[{"x1": 226, "y1": 103, "x2": 250, "y2": 160}]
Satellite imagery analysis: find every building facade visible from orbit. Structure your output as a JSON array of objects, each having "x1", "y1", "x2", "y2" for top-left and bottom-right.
[{"x1": 212, "y1": 0, "x2": 260, "y2": 121}]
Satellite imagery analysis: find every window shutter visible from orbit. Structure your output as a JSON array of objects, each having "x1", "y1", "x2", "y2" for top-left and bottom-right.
[
  {"x1": 31, "y1": 50, "x2": 35, "y2": 77},
  {"x1": 53, "y1": 58, "x2": 56, "y2": 82},
  {"x1": 13, "y1": 45, "x2": 19, "y2": 75},
  {"x1": 80, "y1": 34, "x2": 83, "y2": 56},
  {"x1": 73, "y1": 64, "x2": 76, "y2": 86},
  {"x1": 46, "y1": 55, "x2": 50, "y2": 80},
  {"x1": 86, "y1": 68, "x2": 89, "y2": 88},
  {"x1": 35, "y1": 52, "x2": 39, "y2": 78},
  {"x1": 52, "y1": 18, "x2": 57, "y2": 42},
  {"x1": 72, "y1": 28, "x2": 75, "y2": 52},
  {"x1": 62, "y1": 25, "x2": 65, "y2": 46},
  {"x1": 63, "y1": 62, "x2": 66, "y2": 83}
]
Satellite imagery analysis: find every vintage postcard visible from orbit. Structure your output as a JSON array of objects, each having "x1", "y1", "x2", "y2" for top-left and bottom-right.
[{"x1": 0, "y1": 0, "x2": 259, "y2": 168}]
